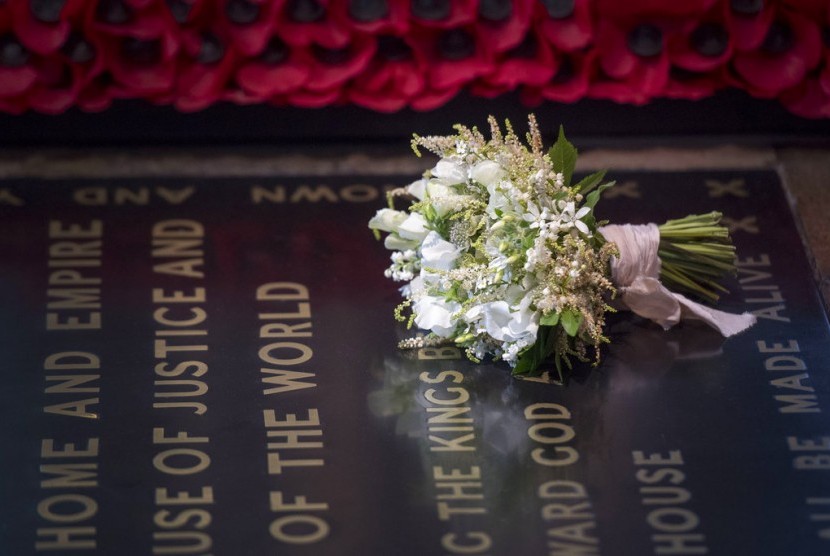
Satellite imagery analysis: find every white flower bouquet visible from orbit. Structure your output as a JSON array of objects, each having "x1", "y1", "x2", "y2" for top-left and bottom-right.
[{"x1": 369, "y1": 116, "x2": 755, "y2": 382}]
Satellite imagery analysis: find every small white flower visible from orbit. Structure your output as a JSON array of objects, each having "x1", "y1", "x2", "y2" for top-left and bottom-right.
[{"x1": 559, "y1": 201, "x2": 591, "y2": 235}]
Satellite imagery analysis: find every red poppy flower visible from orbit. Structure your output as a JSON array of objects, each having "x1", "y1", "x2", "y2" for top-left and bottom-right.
[
  {"x1": 594, "y1": 0, "x2": 718, "y2": 19},
  {"x1": 236, "y1": 37, "x2": 312, "y2": 99},
  {"x1": 0, "y1": 26, "x2": 37, "y2": 113},
  {"x1": 24, "y1": 29, "x2": 107, "y2": 114},
  {"x1": 523, "y1": 49, "x2": 595, "y2": 104},
  {"x1": 272, "y1": 0, "x2": 352, "y2": 49},
  {"x1": 8, "y1": 0, "x2": 83, "y2": 55},
  {"x1": 303, "y1": 33, "x2": 376, "y2": 91},
  {"x1": 408, "y1": 0, "x2": 476, "y2": 29},
  {"x1": 779, "y1": 77, "x2": 830, "y2": 118},
  {"x1": 287, "y1": 84, "x2": 343, "y2": 107},
  {"x1": 348, "y1": 34, "x2": 426, "y2": 112},
  {"x1": 26, "y1": 56, "x2": 79, "y2": 113},
  {"x1": 84, "y1": 0, "x2": 180, "y2": 96},
  {"x1": 410, "y1": 83, "x2": 460, "y2": 110},
  {"x1": 731, "y1": 7, "x2": 822, "y2": 98},
  {"x1": 410, "y1": 24, "x2": 494, "y2": 90},
  {"x1": 474, "y1": 0, "x2": 533, "y2": 54},
  {"x1": 663, "y1": 66, "x2": 724, "y2": 100},
  {"x1": 330, "y1": 0, "x2": 410, "y2": 36},
  {"x1": 591, "y1": 17, "x2": 673, "y2": 103},
  {"x1": 534, "y1": 0, "x2": 593, "y2": 52},
  {"x1": 472, "y1": 27, "x2": 557, "y2": 97},
  {"x1": 218, "y1": 0, "x2": 283, "y2": 56},
  {"x1": 175, "y1": 30, "x2": 240, "y2": 111},
  {"x1": 725, "y1": 0, "x2": 776, "y2": 51},
  {"x1": 78, "y1": 73, "x2": 113, "y2": 112},
  {"x1": 669, "y1": 3, "x2": 732, "y2": 73}
]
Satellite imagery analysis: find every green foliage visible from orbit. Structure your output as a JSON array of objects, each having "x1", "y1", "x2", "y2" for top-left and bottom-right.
[{"x1": 549, "y1": 126, "x2": 578, "y2": 187}]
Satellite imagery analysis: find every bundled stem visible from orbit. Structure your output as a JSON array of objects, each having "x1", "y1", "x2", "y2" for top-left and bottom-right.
[{"x1": 658, "y1": 212, "x2": 737, "y2": 303}]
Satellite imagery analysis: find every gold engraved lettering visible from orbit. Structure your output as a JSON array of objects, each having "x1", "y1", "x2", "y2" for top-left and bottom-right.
[
  {"x1": 632, "y1": 449, "x2": 708, "y2": 554},
  {"x1": 35, "y1": 438, "x2": 100, "y2": 551},
  {"x1": 46, "y1": 221, "x2": 103, "y2": 331},
  {"x1": 524, "y1": 403, "x2": 578, "y2": 467}
]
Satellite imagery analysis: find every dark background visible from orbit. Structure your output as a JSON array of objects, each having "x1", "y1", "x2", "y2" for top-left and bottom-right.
[{"x1": 3, "y1": 90, "x2": 830, "y2": 149}]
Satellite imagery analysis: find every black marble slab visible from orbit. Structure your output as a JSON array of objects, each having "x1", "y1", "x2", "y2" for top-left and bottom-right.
[{"x1": 1, "y1": 169, "x2": 828, "y2": 555}]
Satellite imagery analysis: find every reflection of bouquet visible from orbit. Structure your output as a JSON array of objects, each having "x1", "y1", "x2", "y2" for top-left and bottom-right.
[{"x1": 369, "y1": 116, "x2": 755, "y2": 381}]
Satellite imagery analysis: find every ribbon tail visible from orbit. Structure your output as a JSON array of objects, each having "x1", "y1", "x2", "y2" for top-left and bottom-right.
[
  {"x1": 674, "y1": 293, "x2": 758, "y2": 337},
  {"x1": 620, "y1": 276, "x2": 681, "y2": 330}
]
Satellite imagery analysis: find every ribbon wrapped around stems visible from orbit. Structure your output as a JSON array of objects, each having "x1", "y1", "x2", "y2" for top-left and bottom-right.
[{"x1": 600, "y1": 223, "x2": 757, "y2": 336}]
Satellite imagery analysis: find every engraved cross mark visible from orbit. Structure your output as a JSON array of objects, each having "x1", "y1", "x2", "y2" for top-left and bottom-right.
[
  {"x1": 604, "y1": 180, "x2": 641, "y2": 199},
  {"x1": 706, "y1": 178, "x2": 748, "y2": 198},
  {"x1": 0, "y1": 188, "x2": 24, "y2": 206},
  {"x1": 721, "y1": 216, "x2": 759, "y2": 234}
]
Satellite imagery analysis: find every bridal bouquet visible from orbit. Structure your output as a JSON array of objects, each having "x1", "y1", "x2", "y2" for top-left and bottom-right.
[{"x1": 369, "y1": 116, "x2": 756, "y2": 382}]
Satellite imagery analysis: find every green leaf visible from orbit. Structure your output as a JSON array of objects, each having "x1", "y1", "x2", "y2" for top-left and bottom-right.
[
  {"x1": 540, "y1": 312, "x2": 560, "y2": 326},
  {"x1": 513, "y1": 326, "x2": 555, "y2": 376},
  {"x1": 573, "y1": 170, "x2": 606, "y2": 195},
  {"x1": 561, "y1": 309, "x2": 583, "y2": 337},
  {"x1": 549, "y1": 126, "x2": 578, "y2": 187},
  {"x1": 585, "y1": 181, "x2": 615, "y2": 209}
]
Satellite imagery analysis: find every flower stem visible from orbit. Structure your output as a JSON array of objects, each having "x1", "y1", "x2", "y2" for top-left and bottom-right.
[{"x1": 658, "y1": 212, "x2": 737, "y2": 303}]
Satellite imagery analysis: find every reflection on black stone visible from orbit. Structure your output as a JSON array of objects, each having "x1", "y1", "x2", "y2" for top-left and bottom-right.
[
  {"x1": 30, "y1": 0, "x2": 66, "y2": 24},
  {"x1": 439, "y1": 29, "x2": 475, "y2": 61},
  {"x1": 349, "y1": 0, "x2": 388, "y2": 22},
  {"x1": 378, "y1": 35, "x2": 412, "y2": 61},
  {"x1": 225, "y1": 0, "x2": 259, "y2": 25},
  {"x1": 260, "y1": 37, "x2": 290, "y2": 65},
  {"x1": 198, "y1": 34, "x2": 224, "y2": 65},
  {"x1": 62, "y1": 32, "x2": 96, "y2": 64},
  {"x1": 121, "y1": 37, "x2": 162, "y2": 66},
  {"x1": 761, "y1": 20, "x2": 794, "y2": 55},
  {"x1": 478, "y1": 0, "x2": 512, "y2": 23},
  {"x1": 411, "y1": 0, "x2": 450, "y2": 21},
  {"x1": 730, "y1": 0, "x2": 764, "y2": 16},
  {"x1": 627, "y1": 23, "x2": 663, "y2": 58},
  {"x1": 0, "y1": 35, "x2": 29, "y2": 68},
  {"x1": 166, "y1": 0, "x2": 192, "y2": 23},
  {"x1": 690, "y1": 22, "x2": 729, "y2": 58},
  {"x1": 605, "y1": 316, "x2": 724, "y2": 384},
  {"x1": 286, "y1": 0, "x2": 326, "y2": 23},
  {"x1": 96, "y1": 0, "x2": 132, "y2": 24},
  {"x1": 541, "y1": 0, "x2": 574, "y2": 20}
]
